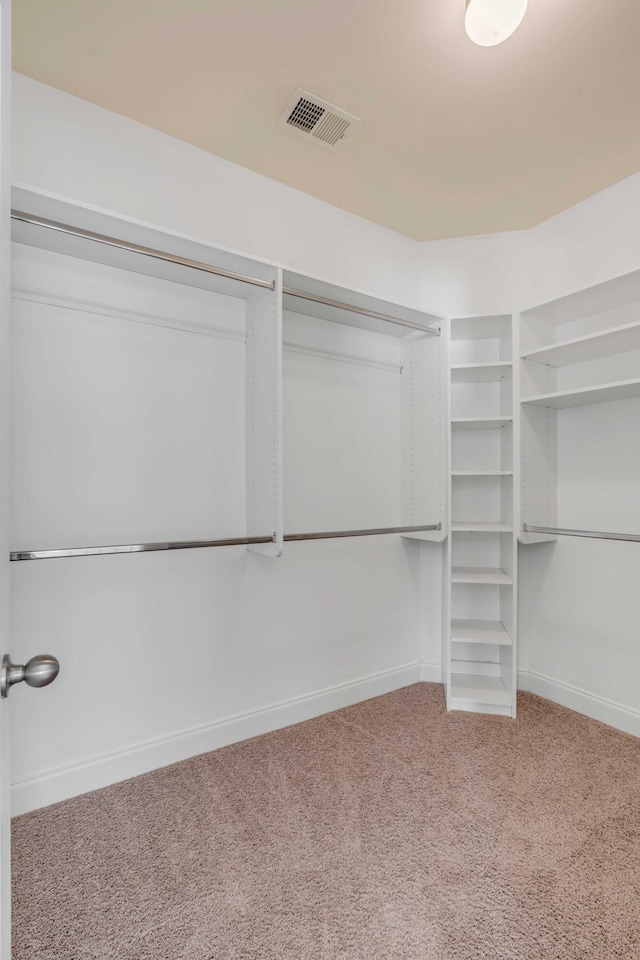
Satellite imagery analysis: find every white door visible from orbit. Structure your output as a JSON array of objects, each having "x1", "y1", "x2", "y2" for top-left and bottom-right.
[{"x1": 0, "y1": 1, "x2": 11, "y2": 954}]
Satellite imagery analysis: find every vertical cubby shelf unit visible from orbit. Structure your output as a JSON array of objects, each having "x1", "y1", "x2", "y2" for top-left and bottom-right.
[
  {"x1": 444, "y1": 316, "x2": 518, "y2": 716},
  {"x1": 520, "y1": 268, "x2": 640, "y2": 544}
]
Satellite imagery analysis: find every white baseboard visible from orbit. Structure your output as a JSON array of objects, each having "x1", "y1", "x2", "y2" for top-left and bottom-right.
[
  {"x1": 518, "y1": 669, "x2": 640, "y2": 740},
  {"x1": 420, "y1": 662, "x2": 442, "y2": 683},
  {"x1": 11, "y1": 662, "x2": 421, "y2": 816},
  {"x1": 18, "y1": 663, "x2": 636, "y2": 817}
]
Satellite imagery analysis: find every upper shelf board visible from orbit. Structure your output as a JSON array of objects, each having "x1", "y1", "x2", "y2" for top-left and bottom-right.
[
  {"x1": 522, "y1": 269, "x2": 640, "y2": 326},
  {"x1": 451, "y1": 417, "x2": 513, "y2": 430},
  {"x1": 522, "y1": 378, "x2": 640, "y2": 409},
  {"x1": 450, "y1": 315, "x2": 512, "y2": 341},
  {"x1": 283, "y1": 270, "x2": 441, "y2": 339},
  {"x1": 451, "y1": 362, "x2": 512, "y2": 383},
  {"x1": 521, "y1": 319, "x2": 640, "y2": 368},
  {"x1": 451, "y1": 567, "x2": 513, "y2": 585},
  {"x1": 11, "y1": 188, "x2": 275, "y2": 302}
]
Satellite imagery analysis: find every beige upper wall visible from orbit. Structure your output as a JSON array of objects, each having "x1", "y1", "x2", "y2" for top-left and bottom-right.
[{"x1": 12, "y1": 0, "x2": 640, "y2": 241}]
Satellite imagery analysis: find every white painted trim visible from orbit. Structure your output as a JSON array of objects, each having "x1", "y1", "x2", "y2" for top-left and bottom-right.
[
  {"x1": 420, "y1": 662, "x2": 442, "y2": 683},
  {"x1": 11, "y1": 662, "x2": 421, "y2": 816},
  {"x1": 14, "y1": 665, "x2": 639, "y2": 816},
  {"x1": 518, "y1": 669, "x2": 640, "y2": 739}
]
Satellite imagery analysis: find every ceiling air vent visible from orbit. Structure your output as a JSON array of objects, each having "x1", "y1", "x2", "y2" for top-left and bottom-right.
[{"x1": 279, "y1": 89, "x2": 360, "y2": 151}]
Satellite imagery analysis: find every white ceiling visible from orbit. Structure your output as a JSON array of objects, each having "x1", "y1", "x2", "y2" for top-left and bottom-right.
[{"x1": 12, "y1": 0, "x2": 640, "y2": 240}]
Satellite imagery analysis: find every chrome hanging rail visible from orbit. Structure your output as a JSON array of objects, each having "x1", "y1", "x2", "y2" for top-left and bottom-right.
[
  {"x1": 283, "y1": 524, "x2": 440, "y2": 542},
  {"x1": 524, "y1": 524, "x2": 640, "y2": 543},
  {"x1": 12, "y1": 212, "x2": 440, "y2": 331},
  {"x1": 282, "y1": 287, "x2": 440, "y2": 336},
  {"x1": 10, "y1": 524, "x2": 440, "y2": 561},
  {"x1": 11, "y1": 211, "x2": 276, "y2": 291}
]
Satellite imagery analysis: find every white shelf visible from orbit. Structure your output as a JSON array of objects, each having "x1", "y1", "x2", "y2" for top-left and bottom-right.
[
  {"x1": 451, "y1": 618, "x2": 512, "y2": 644},
  {"x1": 521, "y1": 320, "x2": 640, "y2": 368},
  {"x1": 451, "y1": 471, "x2": 513, "y2": 476},
  {"x1": 451, "y1": 523, "x2": 513, "y2": 533},
  {"x1": 522, "y1": 270, "x2": 640, "y2": 326},
  {"x1": 451, "y1": 361, "x2": 512, "y2": 383},
  {"x1": 522, "y1": 378, "x2": 640, "y2": 409},
  {"x1": 451, "y1": 417, "x2": 513, "y2": 430},
  {"x1": 450, "y1": 673, "x2": 512, "y2": 707},
  {"x1": 451, "y1": 567, "x2": 513, "y2": 585},
  {"x1": 450, "y1": 316, "x2": 512, "y2": 341}
]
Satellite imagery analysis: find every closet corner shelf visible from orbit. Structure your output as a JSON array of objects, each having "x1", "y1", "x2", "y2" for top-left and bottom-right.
[
  {"x1": 521, "y1": 378, "x2": 640, "y2": 409},
  {"x1": 449, "y1": 674, "x2": 512, "y2": 708},
  {"x1": 450, "y1": 361, "x2": 512, "y2": 383},
  {"x1": 451, "y1": 523, "x2": 513, "y2": 533},
  {"x1": 521, "y1": 319, "x2": 640, "y2": 368},
  {"x1": 451, "y1": 619, "x2": 512, "y2": 645},
  {"x1": 451, "y1": 471, "x2": 513, "y2": 477},
  {"x1": 451, "y1": 567, "x2": 513, "y2": 585},
  {"x1": 450, "y1": 417, "x2": 513, "y2": 430}
]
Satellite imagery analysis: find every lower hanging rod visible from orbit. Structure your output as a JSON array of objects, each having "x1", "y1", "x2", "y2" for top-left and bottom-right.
[
  {"x1": 524, "y1": 524, "x2": 640, "y2": 543},
  {"x1": 10, "y1": 524, "x2": 440, "y2": 561}
]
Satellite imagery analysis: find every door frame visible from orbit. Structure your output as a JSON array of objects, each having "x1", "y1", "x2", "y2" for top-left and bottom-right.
[{"x1": 0, "y1": 0, "x2": 12, "y2": 956}]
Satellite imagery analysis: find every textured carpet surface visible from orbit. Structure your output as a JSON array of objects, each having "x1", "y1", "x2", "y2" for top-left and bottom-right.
[{"x1": 11, "y1": 684, "x2": 640, "y2": 959}]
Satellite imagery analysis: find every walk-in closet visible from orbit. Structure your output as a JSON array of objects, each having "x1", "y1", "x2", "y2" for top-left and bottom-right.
[{"x1": 2, "y1": 3, "x2": 640, "y2": 958}]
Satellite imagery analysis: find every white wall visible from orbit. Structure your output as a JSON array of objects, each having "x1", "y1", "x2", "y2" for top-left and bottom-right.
[{"x1": 418, "y1": 173, "x2": 640, "y2": 318}]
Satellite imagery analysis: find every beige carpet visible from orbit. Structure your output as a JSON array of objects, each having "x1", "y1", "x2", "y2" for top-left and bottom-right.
[{"x1": 11, "y1": 684, "x2": 640, "y2": 959}]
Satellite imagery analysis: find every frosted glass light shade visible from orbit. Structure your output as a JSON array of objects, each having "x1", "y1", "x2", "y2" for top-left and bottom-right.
[{"x1": 465, "y1": 0, "x2": 528, "y2": 46}]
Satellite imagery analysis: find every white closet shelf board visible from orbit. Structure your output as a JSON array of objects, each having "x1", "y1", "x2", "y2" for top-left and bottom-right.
[
  {"x1": 11, "y1": 189, "x2": 275, "y2": 300},
  {"x1": 522, "y1": 269, "x2": 640, "y2": 325},
  {"x1": 282, "y1": 269, "x2": 442, "y2": 339},
  {"x1": 451, "y1": 362, "x2": 512, "y2": 382},
  {"x1": 451, "y1": 619, "x2": 512, "y2": 644},
  {"x1": 401, "y1": 531, "x2": 445, "y2": 543},
  {"x1": 450, "y1": 674, "x2": 512, "y2": 709},
  {"x1": 452, "y1": 471, "x2": 513, "y2": 476},
  {"x1": 451, "y1": 417, "x2": 513, "y2": 430},
  {"x1": 452, "y1": 523, "x2": 513, "y2": 533},
  {"x1": 450, "y1": 315, "x2": 512, "y2": 341},
  {"x1": 451, "y1": 567, "x2": 513, "y2": 584},
  {"x1": 521, "y1": 320, "x2": 640, "y2": 368},
  {"x1": 522, "y1": 378, "x2": 640, "y2": 409}
]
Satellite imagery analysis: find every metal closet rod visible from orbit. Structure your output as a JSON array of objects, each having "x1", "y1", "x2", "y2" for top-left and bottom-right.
[
  {"x1": 524, "y1": 524, "x2": 640, "y2": 543},
  {"x1": 11, "y1": 211, "x2": 276, "y2": 291},
  {"x1": 282, "y1": 287, "x2": 440, "y2": 336},
  {"x1": 10, "y1": 524, "x2": 441, "y2": 561},
  {"x1": 12, "y1": 211, "x2": 439, "y2": 334}
]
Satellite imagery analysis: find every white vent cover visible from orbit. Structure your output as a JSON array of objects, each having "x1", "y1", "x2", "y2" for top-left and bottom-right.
[{"x1": 279, "y1": 89, "x2": 360, "y2": 151}]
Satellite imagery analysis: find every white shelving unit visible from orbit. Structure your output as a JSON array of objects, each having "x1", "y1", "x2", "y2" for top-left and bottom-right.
[
  {"x1": 520, "y1": 268, "x2": 640, "y2": 544},
  {"x1": 444, "y1": 315, "x2": 517, "y2": 717},
  {"x1": 522, "y1": 377, "x2": 640, "y2": 409}
]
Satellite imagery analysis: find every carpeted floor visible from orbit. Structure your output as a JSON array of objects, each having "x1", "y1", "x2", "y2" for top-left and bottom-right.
[{"x1": 11, "y1": 684, "x2": 640, "y2": 959}]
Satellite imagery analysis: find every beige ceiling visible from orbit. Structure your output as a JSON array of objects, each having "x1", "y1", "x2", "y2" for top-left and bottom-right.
[{"x1": 12, "y1": 0, "x2": 640, "y2": 240}]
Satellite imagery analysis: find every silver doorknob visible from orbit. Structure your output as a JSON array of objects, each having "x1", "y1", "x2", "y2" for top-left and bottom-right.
[{"x1": 1, "y1": 654, "x2": 60, "y2": 698}]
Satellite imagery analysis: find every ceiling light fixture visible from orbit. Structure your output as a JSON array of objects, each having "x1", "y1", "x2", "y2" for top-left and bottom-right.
[{"x1": 465, "y1": 0, "x2": 528, "y2": 46}]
